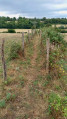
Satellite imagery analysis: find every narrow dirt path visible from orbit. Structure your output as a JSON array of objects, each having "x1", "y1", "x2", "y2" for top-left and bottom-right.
[
  {"x1": 18, "y1": 36, "x2": 49, "y2": 119},
  {"x1": 23, "y1": 36, "x2": 39, "y2": 98},
  {"x1": 31, "y1": 36, "x2": 39, "y2": 66}
]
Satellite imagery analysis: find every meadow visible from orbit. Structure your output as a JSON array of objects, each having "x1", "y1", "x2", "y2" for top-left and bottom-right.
[{"x1": 0, "y1": 29, "x2": 32, "y2": 33}]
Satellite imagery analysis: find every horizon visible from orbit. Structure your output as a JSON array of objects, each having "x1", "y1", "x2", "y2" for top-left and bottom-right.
[{"x1": 0, "y1": 16, "x2": 67, "y2": 19}]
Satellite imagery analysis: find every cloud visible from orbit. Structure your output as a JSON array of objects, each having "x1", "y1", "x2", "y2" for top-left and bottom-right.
[
  {"x1": 0, "y1": 0, "x2": 67, "y2": 18},
  {"x1": 42, "y1": 3, "x2": 67, "y2": 10},
  {"x1": 0, "y1": 11, "x2": 34, "y2": 18},
  {"x1": 55, "y1": 11, "x2": 67, "y2": 15}
]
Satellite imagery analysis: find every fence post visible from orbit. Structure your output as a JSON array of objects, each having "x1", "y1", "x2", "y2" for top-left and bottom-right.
[
  {"x1": 30, "y1": 29, "x2": 32, "y2": 40},
  {"x1": 1, "y1": 39, "x2": 7, "y2": 81},
  {"x1": 40, "y1": 30, "x2": 42, "y2": 43},
  {"x1": 46, "y1": 38, "x2": 50, "y2": 74},
  {"x1": 22, "y1": 32, "x2": 24, "y2": 56},
  {"x1": 31, "y1": 29, "x2": 33, "y2": 39},
  {"x1": 28, "y1": 30, "x2": 30, "y2": 42},
  {"x1": 39, "y1": 29, "x2": 40, "y2": 35}
]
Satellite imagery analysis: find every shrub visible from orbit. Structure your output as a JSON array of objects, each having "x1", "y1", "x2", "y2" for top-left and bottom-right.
[
  {"x1": 9, "y1": 42, "x2": 21, "y2": 60},
  {"x1": 60, "y1": 30, "x2": 67, "y2": 33},
  {"x1": 49, "y1": 93, "x2": 61, "y2": 111},
  {"x1": 48, "y1": 92, "x2": 67, "y2": 118},
  {"x1": 8, "y1": 29, "x2": 16, "y2": 33},
  {"x1": 42, "y1": 27, "x2": 64, "y2": 44},
  {"x1": 58, "y1": 26, "x2": 65, "y2": 29}
]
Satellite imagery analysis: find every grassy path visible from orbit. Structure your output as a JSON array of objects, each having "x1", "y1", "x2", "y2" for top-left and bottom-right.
[
  {"x1": 22, "y1": 36, "x2": 39, "y2": 97},
  {"x1": 0, "y1": 35, "x2": 49, "y2": 119}
]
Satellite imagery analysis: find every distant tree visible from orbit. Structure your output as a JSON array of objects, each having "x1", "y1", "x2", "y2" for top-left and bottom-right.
[{"x1": 0, "y1": 16, "x2": 67, "y2": 29}]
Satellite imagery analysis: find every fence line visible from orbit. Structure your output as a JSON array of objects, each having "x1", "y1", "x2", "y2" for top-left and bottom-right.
[
  {"x1": 28, "y1": 30, "x2": 30, "y2": 42},
  {"x1": 0, "y1": 29, "x2": 37, "y2": 82},
  {"x1": 22, "y1": 32, "x2": 24, "y2": 56},
  {"x1": 1, "y1": 39, "x2": 7, "y2": 81},
  {"x1": 46, "y1": 38, "x2": 50, "y2": 74}
]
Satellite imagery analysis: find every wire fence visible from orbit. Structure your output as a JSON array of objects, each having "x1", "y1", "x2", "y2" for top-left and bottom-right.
[{"x1": 0, "y1": 29, "x2": 38, "y2": 82}]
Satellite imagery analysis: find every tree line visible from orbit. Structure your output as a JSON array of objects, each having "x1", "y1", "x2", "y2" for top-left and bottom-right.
[{"x1": 0, "y1": 16, "x2": 67, "y2": 29}]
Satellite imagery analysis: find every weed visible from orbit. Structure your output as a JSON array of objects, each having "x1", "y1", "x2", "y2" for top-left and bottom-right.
[
  {"x1": 6, "y1": 93, "x2": 11, "y2": 101},
  {"x1": 6, "y1": 92, "x2": 16, "y2": 102},
  {"x1": 55, "y1": 85, "x2": 61, "y2": 90},
  {"x1": 0, "y1": 99, "x2": 6, "y2": 108},
  {"x1": 46, "y1": 74, "x2": 52, "y2": 80},
  {"x1": 9, "y1": 42, "x2": 21, "y2": 60},
  {"x1": 33, "y1": 80, "x2": 39, "y2": 86},
  {"x1": 19, "y1": 76, "x2": 27, "y2": 87},
  {"x1": 48, "y1": 92, "x2": 67, "y2": 118},
  {"x1": 43, "y1": 80, "x2": 49, "y2": 87},
  {"x1": 4, "y1": 77, "x2": 11, "y2": 85},
  {"x1": 49, "y1": 92, "x2": 61, "y2": 111},
  {"x1": 24, "y1": 114, "x2": 29, "y2": 119},
  {"x1": 11, "y1": 94, "x2": 16, "y2": 101},
  {"x1": 37, "y1": 75, "x2": 44, "y2": 81}
]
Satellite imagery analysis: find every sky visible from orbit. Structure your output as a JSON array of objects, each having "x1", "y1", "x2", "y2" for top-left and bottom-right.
[{"x1": 0, "y1": 0, "x2": 67, "y2": 18}]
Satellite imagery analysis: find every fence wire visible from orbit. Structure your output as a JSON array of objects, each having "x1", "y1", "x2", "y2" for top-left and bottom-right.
[{"x1": 0, "y1": 29, "x2": 38, "y2": 82}]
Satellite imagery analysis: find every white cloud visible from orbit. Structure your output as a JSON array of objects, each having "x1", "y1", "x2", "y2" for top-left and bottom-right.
[
  {"x1": 42, "y1": 3, "x2": 67, "y2": 10},
  {"x1": 0, "y1": 11, "x2": 34, "y2": 18},
  {"x1": 0, "y1": 11, "x2": 20, "y2": 18},
  {"x1": 55, "y1": 10, "x2": 67, "y2": 14}
]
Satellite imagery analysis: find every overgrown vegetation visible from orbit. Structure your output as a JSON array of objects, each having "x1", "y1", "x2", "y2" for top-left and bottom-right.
[
  {"x1": 48, "y1": 92, "x2": 67, "y2": 119},
  {"x1": 40, "y1": 27, "x2": 67, "y2": 119},
  {"x1": 9, "y1": 42, "x2": 22, "y2": 60}
]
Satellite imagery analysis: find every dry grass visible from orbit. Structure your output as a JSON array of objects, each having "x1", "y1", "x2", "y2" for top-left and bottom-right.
[
  {"x1": 63, "y1": 33, "x2": 67, "y2": 41},
  {"x1": 52, "y1": 24, "x2": 67, "y2": 27},
  {"x1": 0, "y1": 33, "x2": 22, "y2": 41},
  {"x1": 15, "y1": 29, "x2": 32, "y2": 33},
  {"x1": 0, "y1": 29, "x2": 32, "y2": 33},
  {"x1": 0, "y1": 32, "x2": 66, "y2": 42}
]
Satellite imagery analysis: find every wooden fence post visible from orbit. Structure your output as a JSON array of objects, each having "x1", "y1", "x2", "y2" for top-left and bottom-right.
[
  {"x1": 40, "y1": 30, "x2": 42, "y2": 39},
  {"x1": 1, "y1": 39, "x2": 7, "y2": 81},
  {"x1": 32, "y1": 29, "x2": 33, "y2": 39},
  {"x1": 39, "y1": 29, "x2": 41, "y2": 36},
  {"x1": 46, "y1": 38, "x2": 50, "y2": 74},
  {"x1": 33, "y1": 29, "x2": 35, "y2": 35},
  {"x1": 40, "y1": 30, "x2": 42, "y2": 45},
  {"x1": 30, "y1": 29, "x2": 32, "y2": 40},
  {"x1": 28, "y1": 30, "x2": 30, "y2": 42},
  {"x1": 22, "y1": 32, "x2": 24, "y2": 56}
]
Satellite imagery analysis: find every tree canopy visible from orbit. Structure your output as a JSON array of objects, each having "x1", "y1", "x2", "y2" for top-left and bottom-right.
[{"x1": 0, "y1": 16, "x2": 67, "y2": 29}]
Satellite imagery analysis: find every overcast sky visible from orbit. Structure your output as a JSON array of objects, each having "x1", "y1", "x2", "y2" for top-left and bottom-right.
[{"x1": 0, "y1": 0, "x2": 67, "y2": 18}]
